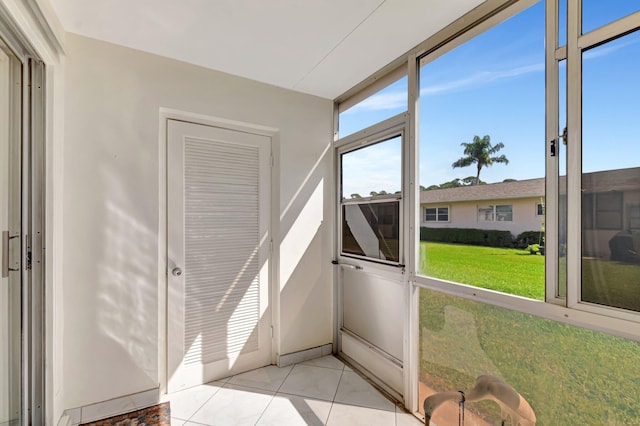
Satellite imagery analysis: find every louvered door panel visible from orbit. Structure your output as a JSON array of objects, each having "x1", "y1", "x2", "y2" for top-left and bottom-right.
[
  {"x1": 167, "y1": 120, "x2": 271, "y2": 392},
  {"x1": 183, "y1": 139, "x2": 260, "y2": 365}
]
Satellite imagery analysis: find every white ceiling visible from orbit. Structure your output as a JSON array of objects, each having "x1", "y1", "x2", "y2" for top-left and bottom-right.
[{"x1": 48, "y1": 0, "x2": 484, "y2": 99}]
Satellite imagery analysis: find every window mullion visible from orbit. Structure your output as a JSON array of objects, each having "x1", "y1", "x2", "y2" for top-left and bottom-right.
[
  {"x1": 566, "y1": 0, "x2": 581, "y2": 308},
  {"x1": 545, "y1": 0, "x2": 561, "y2": 302},
  {"x1": 405, "y1": 51, "x2": 419, "y2": 415}
]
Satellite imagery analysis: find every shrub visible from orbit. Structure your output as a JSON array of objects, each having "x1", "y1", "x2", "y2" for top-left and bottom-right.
[
  {"x1": 420, "y1": 227, "x2": 514, "y2": 248},
  {"x1": 515, "y1": 231, "x2": 544, "y2": 249}
]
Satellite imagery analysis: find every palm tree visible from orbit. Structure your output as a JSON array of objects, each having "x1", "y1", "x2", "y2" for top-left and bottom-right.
[{"x1": 452, "y1": 135, "x2": 509, "y2": 185}]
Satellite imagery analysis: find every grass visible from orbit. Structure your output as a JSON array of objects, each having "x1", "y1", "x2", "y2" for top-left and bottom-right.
[
  {"x1": 419, "y1": 241, "x2": 545, "y2": 300},
  {"x1": 420, "y1": 242, "x2": 640, "y2": 310},
  {"x1": 583, "y1": 258, "x2": 640, "y2": 311},
  {"x1": 419, "y1": 289, "x2": 640, "y2": 425},
  {"x1": 418, "y1": 242, "x2": 640, "y2": 424}
]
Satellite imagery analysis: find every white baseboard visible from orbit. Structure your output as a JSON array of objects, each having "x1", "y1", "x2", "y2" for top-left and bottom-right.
[
  {"x1": 58, "y1": 387, "x2": 158, "y2": 425},
  {"x1": 277, "y1": 343, "x2": 333, "y2": 367}
]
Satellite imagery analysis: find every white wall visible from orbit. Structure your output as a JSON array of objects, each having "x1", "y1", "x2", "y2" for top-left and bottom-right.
[{"x1": 63, "y1": 34, "x2": 333, "y2": 410}]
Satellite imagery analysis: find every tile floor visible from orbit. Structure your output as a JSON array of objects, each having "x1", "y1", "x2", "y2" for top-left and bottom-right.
[{"x1": 163, "y1": 355, "x2": 424, "y2": 426}]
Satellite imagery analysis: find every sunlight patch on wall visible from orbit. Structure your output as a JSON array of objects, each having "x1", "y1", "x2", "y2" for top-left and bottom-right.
[{"x1": 280, "y1": 178, "x2": 324, "y2": 289}]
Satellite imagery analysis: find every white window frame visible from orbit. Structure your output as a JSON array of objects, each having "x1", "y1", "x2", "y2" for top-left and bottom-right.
[
  {"x1": 477, "y1": 204, "x2": 513, "y2": 222},
  {"x1": 336, "y1": 114, "x2": 407, "y2": 267},
  {"x1": 424, "y1": 206, "x2": 449, "y2": 223},
  {"x1": 536, "y1": 202, "x2": 545, "y2": 216}
]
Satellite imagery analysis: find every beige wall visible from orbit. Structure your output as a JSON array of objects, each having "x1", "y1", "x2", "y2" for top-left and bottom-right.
[
  {"x1": 421, "y1": 197, "x2": 544, "y2": 238},
  {"x1": 63, "y1": 34, "x2": 333, "y2": 410}
]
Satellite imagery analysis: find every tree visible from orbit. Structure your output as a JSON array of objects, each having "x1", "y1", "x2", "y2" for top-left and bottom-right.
[
  {"x1": 462, "y1": 176, "x2": 485, "y2": 186},
  {"x1": 451, "y1": 135, "x2": 509, "y2": 185},
  {"x1": 440, "y1": 178, "x2": 462, "y2": 189}
]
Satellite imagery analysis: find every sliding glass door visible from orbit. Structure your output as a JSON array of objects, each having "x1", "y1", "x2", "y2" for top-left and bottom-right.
[
  {"x1": 0, "y1": 31, "x2": 46, "y2": 425},
  {"x1": 0, "y1": 37, "x2": 23, "y2": 426}
]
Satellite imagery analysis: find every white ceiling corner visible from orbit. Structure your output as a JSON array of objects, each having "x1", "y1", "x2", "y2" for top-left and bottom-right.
[{"x1": 48, "y1": 0, "x2": 483, "y2": 99}]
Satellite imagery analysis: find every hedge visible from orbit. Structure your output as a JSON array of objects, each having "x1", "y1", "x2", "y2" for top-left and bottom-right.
[
  {"x1": 514, "y1": 230, "x2": 544, "y2": 249},
  {"x1": 419, "y1": 227, "x2": 543, "y2": 249}
]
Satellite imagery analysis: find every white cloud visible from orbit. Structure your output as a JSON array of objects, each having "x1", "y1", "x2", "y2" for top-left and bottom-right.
[
  {"x1": 343, "y1": 90, "x2": 407, "y2": 114},
  {"x1": 583, "y1": 35, "x2": 640, "y2": 60},
  {"x1": 342, "y1": 62, "x2": 544, "y2": 115},
  {"x1": 421, "y1": 63, "x2": 544, "y2": 96}
]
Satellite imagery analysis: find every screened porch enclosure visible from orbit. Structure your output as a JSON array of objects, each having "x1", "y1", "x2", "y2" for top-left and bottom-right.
[
  {"x1": 338, "y1": 0, "x2": 640, "y2": 424},
  {"x1": 3, "y1": 0, "x2": 640, "y2": 424}
]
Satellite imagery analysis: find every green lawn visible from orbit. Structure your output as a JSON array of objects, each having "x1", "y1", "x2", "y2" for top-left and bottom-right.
[
  {"x1": 419, "y1": 241, "x2": 545, "y2": 299},
  {"x1": 583, "y1": 258, "x2": 640, "y2": 311},
  {"x1": 418, "y1": 241, "x2": 640, "y2": 310}
]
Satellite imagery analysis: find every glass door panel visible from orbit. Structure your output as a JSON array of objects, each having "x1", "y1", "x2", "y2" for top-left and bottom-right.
[
  {"x1": 581, "y1": 30, "x2": 640, "y2": 312},
  {"x1": 0, "y1": 41, "x2": 21, "y2": 425}
]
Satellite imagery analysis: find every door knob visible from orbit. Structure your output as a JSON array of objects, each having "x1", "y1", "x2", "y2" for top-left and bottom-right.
[{"x1": 172, "y1": 267, "x2": 183, "y2": 277}]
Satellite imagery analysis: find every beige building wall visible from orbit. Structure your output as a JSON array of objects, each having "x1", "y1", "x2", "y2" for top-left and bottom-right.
[{"x1": 421, "y1": 197, "x2": 544, "y2": 238}]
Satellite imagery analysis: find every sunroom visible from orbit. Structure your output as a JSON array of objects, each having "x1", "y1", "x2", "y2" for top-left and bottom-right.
[{"x1": 1, "y1": 0, "x2": 639, "y2": 425}]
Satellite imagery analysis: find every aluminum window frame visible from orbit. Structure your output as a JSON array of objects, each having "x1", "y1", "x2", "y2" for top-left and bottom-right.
[
  {"x1": 334, "y1": 0, "x2": 640, "y2": 419},
  {"x1": 336, "y1": 113, "x2": 408, "y2": 268},
  {"x1": 410, "y1": 0, "x2": 640, "y2": 331},
  {"x1": 566, "y1": 1, "x2": 640, "y2": 320}
]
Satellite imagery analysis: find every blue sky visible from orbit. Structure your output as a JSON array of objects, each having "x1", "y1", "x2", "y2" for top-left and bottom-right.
[{"x1": 340, "y1": 1, "x2": 639, "y2": 196}]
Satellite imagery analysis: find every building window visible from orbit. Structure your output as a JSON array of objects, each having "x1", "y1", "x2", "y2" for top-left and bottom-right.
[
  {"x1": 582, "y1": 192, "x2": 623, "y2": 230},
  {"x1": 478, "y1": 204, "x2": 512, "y2": 222},
  {"x1": 629, "y1": 204, "x2": 640, "y2": 230},
  {"x1": 537, "y1": 203, "x2": 544, "y2": 216},
  {"x1": 425, "y1": 207, "x2": 449, "y2": 222}
]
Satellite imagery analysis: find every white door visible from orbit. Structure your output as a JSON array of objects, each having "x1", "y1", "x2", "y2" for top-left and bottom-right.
[
  {"x1": 336, "y1": 115, "x2": 407, "y2": 400},
  {"x1": 167, "y1": 120, "x2": 272, "y2": 393}
]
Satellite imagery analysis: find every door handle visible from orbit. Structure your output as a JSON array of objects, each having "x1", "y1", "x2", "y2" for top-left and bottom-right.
[
  {"x1": 172, "y1": 267, "x2": 183, "y2": 277},
  {"x1": 2, "y1": 231, "x2": 19, "y2": 278},
  {"x1": 330, "y1": 260, "x2": 363, "y2": 270}
]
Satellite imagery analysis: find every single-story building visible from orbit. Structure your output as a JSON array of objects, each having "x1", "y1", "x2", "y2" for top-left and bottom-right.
[
  {"x1": 421, "y1": 167, "x2": 640, "y2": 258},
  {"x1": 420, "y1": 178, "x2": 545, "y2": 238}
]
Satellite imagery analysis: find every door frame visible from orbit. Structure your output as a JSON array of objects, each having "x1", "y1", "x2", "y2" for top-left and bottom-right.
[
  {"x1": 158, "y1": 109, "x2": 280, "y2": 395},
  {"x1": 0, "y1": 42, "x2": 46, "y2": 426},
  {"x1": 334, "y1": 112, "x2": 409, "y2": 401}
]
